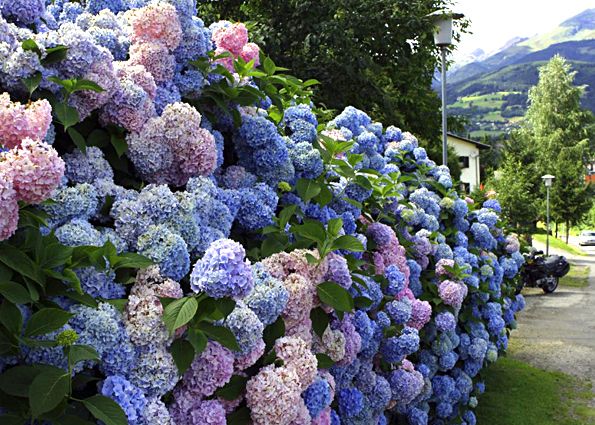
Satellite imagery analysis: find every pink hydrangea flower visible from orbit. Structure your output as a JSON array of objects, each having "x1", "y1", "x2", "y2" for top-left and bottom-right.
[
  {"x1": 240, "y1": 42, "x2": 260, "y2": 66},
  {"x1": 0, "y1": 167, "x2": 18, "y2": 241},
  {"x1": 312, "y1": 407, "x2": 332, "y2": 425},
  {"x1": 126, "y1": 102, "x2": 217, "y2": 186},
  {"x1": 280, "y1": 273, "x2": 315, "y2": 329},
  {"x1": 129, "y1": 42, "x2": 176, "y2": 83},
  {"x1": 0, "y1": 93, "x2": 52, "y2": 149},
  {"x1": 129, "y1": 2, "x2": 182, "y2": 50},
  {"x1": 438, "y1": 280, "x2": 468, "y2": 309},
  {"x1": 4, "y1": 138, "x2": 64, "y2": 204},
  {"x1": 435, "y1": 258, "x2": 455, "y2": 277},
  {"x1": 246, "y1": 365, "x2": 303, "y2": 425},
  {"x1": 406, "y1": 299, "x2": 432, "y2": 330},
  {"x1": 180, "y1": 341, "x2": 234, "y2": 398},
  {"x1": 212, "y1": 22, "x2": 249, "y2": 55},
  {"x1": 274, "y1": 336, "x2": 317, "y2": 389}
]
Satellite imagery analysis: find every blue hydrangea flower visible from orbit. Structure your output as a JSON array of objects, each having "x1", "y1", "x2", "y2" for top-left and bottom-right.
[
  {"x1": 190, "y1": 238, "x2": 254, "y2": 298},
  {"x1": 222, "y1": 303, "x2": 264, "y2": 355},
  {"x1": 101, "y1": 375, "x2": 147, "y2": 425},
  {"x1": 137, "y1": 224, "x2": 190, "y2": 281},
  {"x1": 244, "y1": 264, "x2": 289, "y2": 325},
  {"x1": 338, "y1": 387, "x2": 364, "y2": 418},
  {"x1": 302, "y1": 378, "x2": 332, "y2": 419}
]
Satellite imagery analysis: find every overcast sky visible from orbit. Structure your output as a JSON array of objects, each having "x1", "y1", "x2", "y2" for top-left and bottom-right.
[{"x1": 451, "y1": 0, "x2": 594, "y2": 61}]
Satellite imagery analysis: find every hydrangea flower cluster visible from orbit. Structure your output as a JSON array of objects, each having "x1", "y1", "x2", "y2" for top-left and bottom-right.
[
  {"x1": 0, "y1": 4, "x2": 525, "y2": 425},
  {"x1": 211, "y1": 21, "x2": 260, "y2": 71}
]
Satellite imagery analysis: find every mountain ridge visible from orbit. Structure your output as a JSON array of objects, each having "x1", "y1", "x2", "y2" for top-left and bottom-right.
[{"x1": 444, "y1": 8, "x2": 595, "y2": 139}]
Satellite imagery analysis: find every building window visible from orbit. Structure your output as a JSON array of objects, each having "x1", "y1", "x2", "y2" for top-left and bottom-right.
[{"x1": 459, "y1": 156, "x2": 469, "y2": 169}]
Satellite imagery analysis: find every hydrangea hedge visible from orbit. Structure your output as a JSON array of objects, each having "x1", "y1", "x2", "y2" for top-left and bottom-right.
[{"x1": 0, "y1": 1, "x2": 525, "y2": 424}]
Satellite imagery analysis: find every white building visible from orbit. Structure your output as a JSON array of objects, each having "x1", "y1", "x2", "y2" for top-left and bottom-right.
[{"x1": 447, "y1": 133, "x2": 490, "y2": 193}]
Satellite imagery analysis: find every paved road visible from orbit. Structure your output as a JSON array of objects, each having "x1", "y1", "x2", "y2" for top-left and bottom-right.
[{"x1": 511, "y1": 238, "x2": 595, "y2": 404}]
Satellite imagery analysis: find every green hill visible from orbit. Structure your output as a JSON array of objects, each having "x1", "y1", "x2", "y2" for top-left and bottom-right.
[{"x1": 445, "y1": 9, "x2": 595, "y2": 138}]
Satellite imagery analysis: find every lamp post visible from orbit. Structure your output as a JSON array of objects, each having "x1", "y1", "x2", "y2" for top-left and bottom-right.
[
  {"x1": 430, "y1": 11, "x2": 464, "y2": 166},
  {"x1": 541, "y1": 174, "x2": 555, "y2": 256}
]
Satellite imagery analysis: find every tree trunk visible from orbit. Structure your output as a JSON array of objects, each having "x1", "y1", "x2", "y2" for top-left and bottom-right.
[
  {"x1": 565, "y1": 220, "x2": 570, "y2": 244},
  {"x1": 555, "y1": 222, "x2": 559, "y2": 239}
]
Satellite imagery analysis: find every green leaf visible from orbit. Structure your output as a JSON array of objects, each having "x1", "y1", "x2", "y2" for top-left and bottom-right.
[
  {"x1": 39, "y1": 242, "x2": 73, "y2": 269},
  {"x1": 53, "y1": 102, "x2": 79, "y2": 131},
  {"x1": 263, "y1": 316, "x2": 285, "y2": 351},
  {"x1": 316, "y1": 281, "x2": 354, "y2": 313},
  {"x1": 226, "y1": 406, "x2": 251, "y2": 425},
  {"x1": 187, "y1": 328, "x2": 208, "y2": 354},
  {"x1": 42, "y1": 45, "x2": 68, "y2": 65},
  {"x1": 354, "y1": 296, "x2": 373, "y2": 309},
  {"x1": 170, "y1": 339, "x2": 195, "y2": 375},
  {"x1": 278, "y1": 204, "x2": 298, "y2": 229},
  {"x1": 0, "y1": 300, "x2": 23, "y2": 334},
  {"x1": 0, "y1": 245, "x2": 44, "y2": 285},
  {"x1": 296, "y1": 179, "x2": 321, "y2": 202},
  {"x1": 67, "y1": 128, "x2": 86, "y2": 153},
  {"x1": 162, "y1": 297, "x2": 198, "y2": 334},
  {"x1": 0, "y1": 282, "x2": 31, "y2": 304},
  {"x1": 111, "y1": 252, "x2": 153, "y2": 270},
  {"x1": 0, "y1": 365, "x2": 45, "y2": 397},
  {"x1": 197, "y1": 322, "x2": 240, "y2": 352},
  {"x1": 314, "y1": 184, "x2": 333, "y2": 207},
  {"x1": 310, "y1": 307, "x2": 329, "y2": 338},
  {"x1": 110, "y1": 133, "x2": 128, "y2": 157},
  {"x1": 326, "y1": 218, "x2": 343, "y2": 238},
  {"x1": 315, "y1": 353, "x2": 335, "y2": 369},
  {"x1": 261, "y1": 235, "x2": 288, "y2": 257},
  {"x1": 24, "y1": 308, "x2": 73, "y2": 337},
  {"x1": 68, "y1": 344, "x2": 99, "y2": 366},
  {"x1": 73, "y1": 79, "x2": 104, "y2": 93},
  {"x1": 291, "y1": 221, "x2": 326, "y2": 246},
  {"x1": 21, "y1": 39, "x2": 41, "y2": 56},
  {"x1": 215, "y1": 375, "x2": 248, "y2": 400},
  {"x1": 22, "y1": 72, "x2": 42, "y2": 96},
  {"x1": 0, "y1": 263, "x2": 13, "y2": 281},
  {"x1": 87, "y1": 129, "x2": 110, "y2": 148},
  {"x1": 330, "y1": 235, "x2": 364, "y2": 252},
  {"x1": 262, "y1": 56, "x2": 276, "y2": 75},
  {"x1": 62, "y1": 268, "x2": 83, "y2": 295},
  {"x1": 82, "y1": 395, "x2": 128, "y2": 425},
  {"x1": 0, "y1": 413, "x2": 26, "y2": 425},
  {"x1": 28, "y1": 369, "x2": 69, "y2": 417}
]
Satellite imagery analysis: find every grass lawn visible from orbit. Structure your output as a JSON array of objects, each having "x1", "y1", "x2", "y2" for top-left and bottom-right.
[
  {"x1": 560, "y1": 263, "x2": 590, "y2": 288},
  {"x1": 476, "y1": 357, "x2": 595, "y2": 425},
  {"x1": 533, "y1": 234, "x2": 586, "y2": 256}
]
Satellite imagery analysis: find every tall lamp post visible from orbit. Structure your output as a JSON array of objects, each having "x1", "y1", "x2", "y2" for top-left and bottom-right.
[
  {"x1": 430, "y1": 11, "x2": 464, "y2": 166},
  {"x1": 541, "y1": 174, "x2": 555, "y2": 256}
]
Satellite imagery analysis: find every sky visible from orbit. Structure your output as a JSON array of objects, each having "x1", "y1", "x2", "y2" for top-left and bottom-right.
[{"x1": 451, "y1": 0, "x2": 594, "y2": 62}]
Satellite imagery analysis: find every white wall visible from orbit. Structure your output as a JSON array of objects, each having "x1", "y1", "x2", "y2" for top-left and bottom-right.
[{"x1": 447, "y1": 137, "x2": 481, "y2": 192}]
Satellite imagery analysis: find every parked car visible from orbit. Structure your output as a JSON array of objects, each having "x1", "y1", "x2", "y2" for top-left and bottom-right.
[{"x1": 579, "y1": 230, "x2": 595, "y2": 246}]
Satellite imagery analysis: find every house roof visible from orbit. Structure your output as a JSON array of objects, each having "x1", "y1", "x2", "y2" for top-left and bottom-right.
[{"x1": 447, "y1": 133, "x2": 491, "y2": 150}]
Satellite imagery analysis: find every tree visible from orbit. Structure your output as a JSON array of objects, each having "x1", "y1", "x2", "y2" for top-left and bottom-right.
[
  {"x1": 518, "y1": 55, "x2": 594, "y2": 241},
  {"x1": 491, "y1": 133, "x2": 540, "y2": 240},
  {"x1": 198, "y1": 0, "x2": 467, "y2": 145}
]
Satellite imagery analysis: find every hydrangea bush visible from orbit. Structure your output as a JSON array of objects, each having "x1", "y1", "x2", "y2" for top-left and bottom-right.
[{"x1": 0, "y1": 2, "x2": 524, "y2": 425}]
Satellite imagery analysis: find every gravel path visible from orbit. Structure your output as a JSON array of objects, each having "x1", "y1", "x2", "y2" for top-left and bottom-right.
[{"x1": 511, "y1": 238, "x2": 595, "y2": 404}]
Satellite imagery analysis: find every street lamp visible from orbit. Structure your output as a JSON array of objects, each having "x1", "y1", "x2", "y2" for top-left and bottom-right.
[
  {"x1": 430, "y1": 11, "x2": 464, "y2": 166},
  {"x1": 541, "y1": 174, "x2": 555, "y2": 256}
]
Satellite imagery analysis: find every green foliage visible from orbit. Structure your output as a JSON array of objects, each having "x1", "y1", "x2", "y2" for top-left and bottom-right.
[
  {"x1": 492, "y1": 56, "x2": 595, "y2": 237},
  {"x1": 0, "y1": 209, "x2": 144, "y2": 424},
  {"x1": 197, "y1": 0, "x2": 467, "y2": 144}
]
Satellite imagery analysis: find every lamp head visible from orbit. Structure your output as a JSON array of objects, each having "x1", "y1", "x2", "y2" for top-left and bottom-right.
[
  {"x1": 428, "y1": 11, "x2": 464, "y2": 47},
  {"x1": 541, "y1": 174, "x2": 555, "y2": 187}
]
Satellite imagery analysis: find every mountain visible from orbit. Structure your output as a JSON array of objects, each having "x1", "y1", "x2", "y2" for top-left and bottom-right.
[{"x1": 444, "y1": 8, "x2": 595, "y2": 139}]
